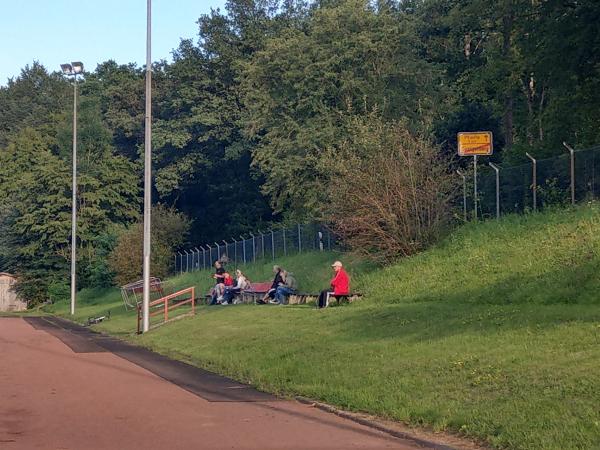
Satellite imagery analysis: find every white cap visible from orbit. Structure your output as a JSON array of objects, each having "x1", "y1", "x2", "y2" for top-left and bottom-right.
[{"x1": 331, "y1": 261, "x2": 343, "y2": 267}]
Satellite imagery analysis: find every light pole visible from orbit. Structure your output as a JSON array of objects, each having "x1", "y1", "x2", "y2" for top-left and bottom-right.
[
  {"x1": 142, "y1": 0, "x2": 152, "y2": 332},
  {"x1": 60, "y1": 61, "x2": 84, "y2": 316}
]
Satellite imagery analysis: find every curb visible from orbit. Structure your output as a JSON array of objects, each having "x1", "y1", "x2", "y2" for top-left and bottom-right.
[{"x1": 295, "y1": 396, "x2": 460, "y2": 450}]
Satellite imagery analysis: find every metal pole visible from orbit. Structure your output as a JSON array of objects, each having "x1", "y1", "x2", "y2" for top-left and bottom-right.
[
  {"x1": 260, "y1": 231, "x2": 265, "y2": 260},
  {"x1": 563, "y1": 142, "x2": 576, "y2": 205},
  {"x1": 222, "y1": 240, "x2": 228, "y2": 264},
  {"x1": 241, "y1": 236, "x2": 246, "y2": 264},
  {"x1": 473, "y1": 155, "x2": 478, "y2": 220},
  {"x1": 456, "y1": 170, "x2": 467, "y2": 222},
  {"x1": 283, "y1": 227, "x2": 287, "y2": 256},
  {"x1": 178, "y1": 252, "x2": 183, "y2": 275},
  {"x1": 489, "y1": 163, "x2": 500, "y2": 219},
  {"x1": 298, "y1": 224, "x2": 302, "y2": 253},
  {"x1": 194, "y1": 247, "x2": 200, "y2": 270},
  {"x1": 232, "y1": 238, "x2": 237, "y2": 264},
  {"x1": 526, "y1": 152, "x2": 537, "y2": 211},
  {"x1": 215, "y1": 242, "x2": 220, "y2": 262},
  {"x1": 69, "y1": 76, "x2": 78, "y2": 315},
  {"x1": 271, "y1": 230, "x2": 275, "y2": 260},
  {"x1": 142, "y1": 0, "x2": 152, "y2": 333},
  {"x1": 209, "y1": 245, "x2": 213, "y2": 265},
  {"x1": 250, "y1": 233, "x2": 256, "y2": 263},
  {"x1": 174, "y1": 253, "x2": 177, "y2": 273}
]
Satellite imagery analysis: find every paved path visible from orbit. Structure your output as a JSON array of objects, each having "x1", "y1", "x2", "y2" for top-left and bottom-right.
[{"x1": 0, "y1": 317, "x2": 428, "y2": 450}]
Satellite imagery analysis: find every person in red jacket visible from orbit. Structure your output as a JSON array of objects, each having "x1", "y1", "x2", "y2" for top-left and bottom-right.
[{"x1": 317, "y1": 261, "x2": 350, "y2": 308}]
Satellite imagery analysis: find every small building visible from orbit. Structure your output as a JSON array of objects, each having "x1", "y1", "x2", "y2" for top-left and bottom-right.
[{"x1": 0, "y1": 273, "x2": 27, "y2": 312}]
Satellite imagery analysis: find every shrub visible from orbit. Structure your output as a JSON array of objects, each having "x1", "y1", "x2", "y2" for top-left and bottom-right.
[
  {"x1": 324, "y1": 116, "x2": 457, "y2": 263},
  {"x1": 108, "y1": 205, "x2": 190, "y2": 286}
]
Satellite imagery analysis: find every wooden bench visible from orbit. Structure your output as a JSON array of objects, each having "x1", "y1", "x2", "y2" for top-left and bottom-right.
[
  {"x1": 240, "y1": 281, "x2": 273, "y2": 304},
  {"x1": 287, "y1": 292, "x2": 363, "y2": 306}
]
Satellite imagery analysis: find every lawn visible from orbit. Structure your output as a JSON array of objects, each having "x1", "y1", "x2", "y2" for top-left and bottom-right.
[{"x1": 46, "y1": 205, "x2": 600, "y2": 449}]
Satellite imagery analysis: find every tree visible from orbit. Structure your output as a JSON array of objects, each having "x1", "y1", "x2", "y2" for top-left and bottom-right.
[
  {"x1": 108, "y1": 205, "x2": 191, "y2": 286},
  {"x1": 324, "y1": 115, "x2": 457, "y2": 262},
  {"x1": 242, "y1": 0, "x2": 446, "y2": 217}
]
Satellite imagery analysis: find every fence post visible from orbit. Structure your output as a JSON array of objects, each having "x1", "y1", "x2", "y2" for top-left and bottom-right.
[
  {"x1": 271, "y1": 229, "x2": 275, "y2": 260},
  {"x1": 174, "y1": 253, "x2": 178, "y2": 273},
  {"x1": 318, "y1": 231, "x2": 323, "y2": 251},
  {"x1": 215, "y1": 242, "x2": 220, "y2": 262},
  {"x1": 298, "y1": 224, "x2": 302, "y2": 253},
  {"x1": 456, "y1": 169, "x2": 467, "y2": 222},
  {"x1": 250, "y1": 233, "x2": 256, "y2": 263},
  {"x1": 240, "y1": 235, "x2": 246, "y2": 264},
  {"x1": 526, "y1": 152, "x2": 537, "y2": 211},
  {"x1": 260, "y1": 231, "x2": 265, "y2": 260},
  {"x1": 473, "y1": 155, "x2": 478, "y2": 219},
  {"x1": 563, "y1": 142, "x2": 576, "y2": 205},
  {"x1": 489, "y1": 162, "x2": 500, "y2": 219},
  {"x1": 209, "y1": 245, "x2": 213, "y2": 265},
  {"x1": 178, "y1": 252, "x2": 183, "y2": 275},
  {"x1": 200, "y1": 246, "x2": 206, "y2": 270},
  {"x1": 222, "y1": 240, "x2": 228, "y2": 263}
]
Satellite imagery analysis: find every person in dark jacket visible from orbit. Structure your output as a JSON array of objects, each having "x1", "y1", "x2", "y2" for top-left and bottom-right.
[{"x1": 259, "y1": 265, "x2": 284, "y2": 304}]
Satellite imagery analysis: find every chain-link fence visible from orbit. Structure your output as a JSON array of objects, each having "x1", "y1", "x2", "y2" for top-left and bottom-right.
[
  {"x1": 460, "y1": 144, "x2": 600, "y2": 220},
  {"x1": 174, "y1": 223, "x2": 335, "y2": 274}
]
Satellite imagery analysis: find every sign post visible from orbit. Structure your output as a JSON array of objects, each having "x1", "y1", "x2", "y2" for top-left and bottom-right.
[{"x1": 458, "y1": 131, "x2": 493, "y2": 220}]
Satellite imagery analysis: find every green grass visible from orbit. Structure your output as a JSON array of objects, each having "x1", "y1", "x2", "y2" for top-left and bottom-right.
[{"x1": 45, "y1": 205, "x2": 600, "y2": 449}]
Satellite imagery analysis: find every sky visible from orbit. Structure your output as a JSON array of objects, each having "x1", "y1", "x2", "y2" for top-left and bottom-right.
[{"x1": 0, "y1": 0, "x2": 227, "y2": 86}]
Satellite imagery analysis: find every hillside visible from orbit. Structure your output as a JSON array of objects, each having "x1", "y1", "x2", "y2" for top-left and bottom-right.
[{"x1": 46, "y1": 204, "x2": 600, "y2": 449}]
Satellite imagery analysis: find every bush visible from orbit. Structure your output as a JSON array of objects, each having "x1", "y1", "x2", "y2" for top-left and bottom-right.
[
  {"x1": 107, "y1": 205, "x2": 191, "y2": 286},
  {"x1": 324, "y1": 116, "x2": 457, "y2": 263}
]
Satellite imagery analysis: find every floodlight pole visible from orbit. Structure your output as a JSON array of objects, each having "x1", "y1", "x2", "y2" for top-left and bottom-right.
[
  {"x1": 142, "y1": 0, "x2": 152, "y2": 333},
  {"x1": 563, "y1": 142, "x2": 576, "y2": 205},
  {"x1": 456, "y1": 170, "x2": 467, "y2": 222},
  {"x1": 69, "y1": 74, "x2": 79, "y2": 316},
  {"x1": 489, "y1": 162, "x2": 500, "y2": 219},
  {"x1": 526, "y1": 152, "x2": 537, "y2": 211},
  {"x1": 60, "y1": 62, "x2": 83, "y2": 316}
]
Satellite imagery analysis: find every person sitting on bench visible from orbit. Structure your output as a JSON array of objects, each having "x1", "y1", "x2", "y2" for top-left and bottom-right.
[
  {"x1": 222, "y1": 269, "x2": 250, "y2": 305},
  {"x1": 259, "y1": 265, "x2": 284, "y2": 304},
  {"x1": 271, "y1": 270, "x2": 298, "y2": 305},
  {"x1": 318, "y1": 261, "x2": 349, "y2": 308}
]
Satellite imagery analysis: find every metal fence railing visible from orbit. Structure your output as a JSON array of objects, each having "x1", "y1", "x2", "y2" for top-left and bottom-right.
[
  {"x1": 174, "y1": 223, "x2": 335, "y2": 274},
  {"x1": 459, "y1": 143, "x2": 600, "y2": 220}
]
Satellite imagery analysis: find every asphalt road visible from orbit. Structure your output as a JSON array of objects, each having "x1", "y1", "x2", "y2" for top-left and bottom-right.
[{"x1": 0, "y1": 317, "x2": 428, "y2": 450}]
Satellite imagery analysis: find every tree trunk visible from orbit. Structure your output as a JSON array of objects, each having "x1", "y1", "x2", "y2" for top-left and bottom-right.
[{"x1": 502, "y1": 1, "x2": 514, "y2": 151}]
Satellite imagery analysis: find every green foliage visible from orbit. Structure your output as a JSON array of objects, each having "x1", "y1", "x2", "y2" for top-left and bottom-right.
[
  {"x1": 324, "y1": 115, "x2": 457, "y2": 261},
  {"x1": 242, "y1": 0, "x2": 446, "y2": 215},
  {"x1": 107, "y1": 205, "x2": 191, "y2": 286}
]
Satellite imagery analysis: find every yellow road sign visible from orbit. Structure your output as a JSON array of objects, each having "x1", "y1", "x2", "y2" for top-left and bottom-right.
[{"x1": 458, "y1": 131, "x2": 493, "y2": 156}]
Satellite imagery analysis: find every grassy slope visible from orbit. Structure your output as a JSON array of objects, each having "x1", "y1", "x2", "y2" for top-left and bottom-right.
[{"x1": 46, "y1": 205, "x2": 600, "y2": 449}]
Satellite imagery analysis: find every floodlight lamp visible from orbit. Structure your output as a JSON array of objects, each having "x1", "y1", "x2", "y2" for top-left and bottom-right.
[
  {"x1": 71, "y1": 62, "x2": 84, "y2": 74},
  {"x1": 60, "y1": 63, "x2": 73, "y2": 74}
]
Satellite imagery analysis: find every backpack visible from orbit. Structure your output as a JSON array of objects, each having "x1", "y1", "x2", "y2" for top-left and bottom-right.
[{"x1": 285, "y1": 273, "x2": 298, "y2": 291}]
